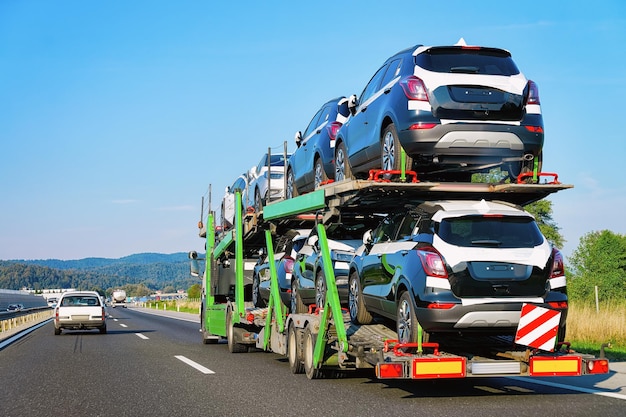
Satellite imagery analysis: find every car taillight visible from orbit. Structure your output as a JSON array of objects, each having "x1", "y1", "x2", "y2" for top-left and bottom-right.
[
  {"x1": 549, "y1": 248, "x2": 565, "y2": 278},
  {"x1": 548, "y1": 301, "x2": 568, "y2": 309},
  {"x1": 327, "y1": 121, "x2": 342, "y2": 140},
  {"x1": 284, "y1": 257, "x2": 295, "y2": 274},
  {"x1": 400, "y1": 75, "x2": 429, "y2": 101},
  {"x1": 417, "y1": 247, "x2": 447, "y2": 278},
  {"x1": 526, "y1": 80, "x2": 540, "y2": 105}
]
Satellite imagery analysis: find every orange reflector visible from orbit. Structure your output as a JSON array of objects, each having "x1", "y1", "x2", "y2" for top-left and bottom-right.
[
  {"x1": 377, "y1": 363, "x2": 404, "y2": 379},
  {"x1": 529, "y1": 356, "x2": 581, "y2": 376},
  {"x1": 586, "y1": 359, "x2": 609, "y2": 374},
  {"x1": 412, "y1": 357, "x2": 466, "y2": 379}
]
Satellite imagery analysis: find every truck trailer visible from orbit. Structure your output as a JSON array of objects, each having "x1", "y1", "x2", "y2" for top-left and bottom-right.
[{"x1": 191, "y1": 172, "x2": 610, "y2": 380}]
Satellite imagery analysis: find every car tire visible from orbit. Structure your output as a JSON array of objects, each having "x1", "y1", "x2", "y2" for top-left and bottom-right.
[
  {"x1": 315, "y1": 270, "x2": 327, "y2": 310},
  {"x1": 348, "y1": 271, "x2": 372, "y2": 324},
  {"x1": 314, "y1": 158, "x2": 328, "y2": 189},
  {"x1": 334, "y1": 141, "x2": 353, "y2": 181},
  {"x1": 288, "y1": 323, "x2": 304, "y2": 374},
  {"x1": 382, "y1": 124, "x2": 413, "y2": 173},
  {"x1": 254, "y1": 189, "x2": 263, "y2": 212},
  {"x1": 99, "y1": 324, "x2": 107, "y2": 334},
  {"x1": 508, "y1": 151, "x2": 543, "y2": 183},
  {"x1": 291, "y1": 278, "x2": 307, "y2": 314},
  {"x1": 252, "y1": 274, "x2": 266, "y2": 308},
  {"x1": 396, "y1": 291, "x2": 429, "y2": 345},
  {"x1": 54, "y1": 327, "x2": 61, "y2": 335},
  {"x1": 557, "y1": 324, "x2": 567, "y2": 344},
  {"x1": 286, "y1": 168, "x2": 298, "y2": 199}
]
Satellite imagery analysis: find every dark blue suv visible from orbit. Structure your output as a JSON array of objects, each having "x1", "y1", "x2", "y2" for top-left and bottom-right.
[
  {"x1": 334, "y1": 41, "x2": 544, "y2": 182},
  {"x1": 285, "y1": 97, "x2": 349, "y2": 198}
]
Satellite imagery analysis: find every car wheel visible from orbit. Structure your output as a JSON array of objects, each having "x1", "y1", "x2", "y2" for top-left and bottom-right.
[
  {"x1": 252, "y1": 274, "x2": 266, "y2": 308},
  {"x1": 381, "y1": 124, "x2": 413, "y2": 173},
  {"x1": 54, "y1": 327, "x2": 61, "y2": 335},
  {"x1": 396, "y1": 291, "x2": 429, "y2": 345},
  {"x1": 303, "y1": 325, "x2": 324, "y2": 379},
  {"x1": 254, "y1": 189, "x2": 263, "y2": 212},
  {"x1": 288, "y1": 323, "x2": 304, "y2": 374},
  {"x1": 508, "y1": 151, "x2": 543, "y2": 183},
  {"x1": 99, "y1": 324, "x2": 107, "y2": 334},
  {"x1": 334, "y1": 142, "x2": 353, "y2": 181},
  {"x1": 315, "y1": 270, "x2": 327, "y2": 310},
  {"x1": 227, "y1": 308, "x2": 248, "y2": 353},
  {"x1": 291, "y1": 278, "x2": 307, "y2": 314},
  {"x1": 348, "y1": 270, "x2": 372, "y2": 324},
  {"x1": 286, "y1": 169, "x2": 298, "y2": 199},
  {"x1": 557, "y1": 324, "x2": 567, "y2": 344},
  {"x1": 314, "y1": 158, "x2": 328, "y2": 189}
]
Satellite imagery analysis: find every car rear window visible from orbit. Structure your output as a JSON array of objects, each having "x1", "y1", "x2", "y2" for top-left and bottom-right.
[
  {"x1": 415, "y1": 47, "x2": 520, "y2": 76},
  {"x1": 61, "y1": 296, "x2": 100, "y2": 306},
  {"x1": 436, "y1": 215, "x2": 544, "y2": 248}
]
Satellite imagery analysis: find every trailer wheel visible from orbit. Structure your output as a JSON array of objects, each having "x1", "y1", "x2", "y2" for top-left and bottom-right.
[
  {"x1": 288, "y1": 324, "x2": 304, "y2": 374},
  {"x1": 291, "y1": 278, "x2": 307, "y2": 314},
  {"x1": 335, "y1": 142, "x2": 353, "y2": 181},
  {"x1": 315, "y1": 270, "x2": 327, "y2": 310},
  {"x1": 397, "y1": 291, "x2": 429, "y2": 346},
  {"x1": 303, "y1": 326, "x2": 323, "y2": 379},
  {"x1": 227, "y1": 309, "x2": 248, "y2": 353},
  {"x1": 349, "y1": 271, "x2": 372, "y2": 324}
]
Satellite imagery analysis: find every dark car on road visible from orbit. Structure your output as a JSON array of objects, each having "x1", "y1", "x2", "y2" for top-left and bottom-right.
[
  {"x1": 348, "y1": 200, "x2": 567, "y2": 345},
  {"x1": 334, "y1": 39, "x2": 544, "y2": 183}
]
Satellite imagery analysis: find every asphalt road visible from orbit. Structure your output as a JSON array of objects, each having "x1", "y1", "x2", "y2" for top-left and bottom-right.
[{"x1": 1, "y1": 306, "x2": 624, "y2": 417}]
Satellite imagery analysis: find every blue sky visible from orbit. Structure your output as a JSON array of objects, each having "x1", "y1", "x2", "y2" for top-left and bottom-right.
[{"x1": 1, "y1": 0, "x2": 624, "y2": 261}]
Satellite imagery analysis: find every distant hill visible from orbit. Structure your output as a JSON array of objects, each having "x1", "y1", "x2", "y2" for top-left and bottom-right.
[{"x1": 0, "y1": 253, "x2": 197, "y2": 292}]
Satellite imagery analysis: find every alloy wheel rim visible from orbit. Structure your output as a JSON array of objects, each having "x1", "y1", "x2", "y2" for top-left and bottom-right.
[{"x1": 382, "y1": 131, "x2": 395, "y2": 171}]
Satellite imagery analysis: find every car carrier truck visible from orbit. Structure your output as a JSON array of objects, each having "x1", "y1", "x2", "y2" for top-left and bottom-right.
[{"x1": 190, "y1": 170, "x2": 610, "y2": 380}]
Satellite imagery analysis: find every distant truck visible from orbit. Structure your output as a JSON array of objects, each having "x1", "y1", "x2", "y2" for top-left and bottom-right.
[{"x1": 111, "y1": 289, "x2": 127, "y2": 308}]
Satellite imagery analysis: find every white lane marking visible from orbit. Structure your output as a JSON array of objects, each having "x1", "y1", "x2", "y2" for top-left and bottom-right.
[
  {"x1": 175, "y1": 355, "x2": 215, "y2": 374},
  {"x1": 119, "y1": 323, "x2": 128, "y2": 328},
  {"x1": 135, "y1": 333, "x2": 149, "y2": 340},
  {"x1": 507, "y1": 376, "x2": 626, "y2": 400}
]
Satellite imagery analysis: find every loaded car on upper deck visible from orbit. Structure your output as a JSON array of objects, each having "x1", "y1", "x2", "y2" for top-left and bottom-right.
[
  {"x1": 285, "y1": 97, "x2": 350, "y2": 199},
  {"x1": 334, "y1": 39, "x2": 544, "y2": 183}
]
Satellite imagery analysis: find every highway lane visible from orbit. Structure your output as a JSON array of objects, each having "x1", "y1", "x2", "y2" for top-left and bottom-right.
[{"x1": 1, "y1": 306, "x2": 624, "y2": 417}]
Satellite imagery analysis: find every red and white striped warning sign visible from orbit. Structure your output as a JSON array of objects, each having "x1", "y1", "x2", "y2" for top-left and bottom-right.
[{"x1": 515, "y1": 303, "x2": 561, "y2": 352}]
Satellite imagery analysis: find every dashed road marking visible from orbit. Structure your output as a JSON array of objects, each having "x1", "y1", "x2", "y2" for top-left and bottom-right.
[
  {"x1": 175, "y1": 355, "x2": 215, "y2": 374},
  {"x1": 119, "y1": 323, "x2": 128, "y2": 328},
  {"x1": 135, "y1": 333, "x2": 149, "y2": 340}
]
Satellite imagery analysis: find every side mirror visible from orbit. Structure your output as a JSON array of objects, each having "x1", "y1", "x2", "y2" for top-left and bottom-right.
[
  {"x1": 190, "y1": 259, "x2": 200, "y2": 277},
  {"x1": 348, "y1": 94, "x2": 358, "y2": 116},
  {"x1": 294, "y1": 131, "x2": 302, "y2": 147}
]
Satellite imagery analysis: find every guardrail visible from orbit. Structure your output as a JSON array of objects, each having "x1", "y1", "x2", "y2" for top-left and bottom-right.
[{"x1": 0, "y1": 307, "x2": 54, "y2": 341}]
